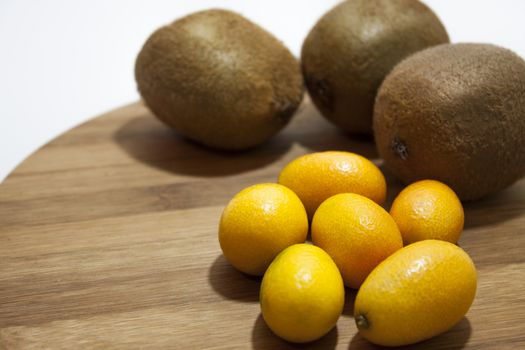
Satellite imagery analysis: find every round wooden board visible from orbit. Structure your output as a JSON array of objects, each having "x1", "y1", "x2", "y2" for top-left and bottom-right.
[{"x1": 1, "y1": 101, "x2": 524, "y2": 349}]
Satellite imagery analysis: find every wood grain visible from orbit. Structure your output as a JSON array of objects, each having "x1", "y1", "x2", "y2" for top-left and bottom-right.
[{"x1": 1, "y1": 101, "x2": 524, "y2": 349}]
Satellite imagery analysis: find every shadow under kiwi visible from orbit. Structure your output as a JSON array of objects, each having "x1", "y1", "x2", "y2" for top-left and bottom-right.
[
  {"x1": 379, "y1": 165, "x2": 405, "y2": 208},
  {"x1": 462, "y1": 180, "x2": 525, "y2": 229},
  {"x1": 208, "y1": 255, "x2": 260, "y2": 303},
  {"x1": 251, "y1": 313, "x2": 339, "y2": 350},
  {"x1": 291, "y1": 102, "x2": 379, "y2": 160},
  {"x1": 113, "y1": 112, "x2": 292, "y2": 177},
  {"x1": 348, "y1": 317, "x2": 471, "y2": 350}
]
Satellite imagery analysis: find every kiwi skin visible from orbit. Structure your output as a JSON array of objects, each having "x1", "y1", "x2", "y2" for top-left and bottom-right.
[
  {"x1": 374, "y1": 43, "x2": 525, "y2": 201},
  {"x1": 301, "y1": 0, "x2": 449, "y2": 135},
  {"x1": 135, "y1": 9, "x2": 304, "y2": 150}
]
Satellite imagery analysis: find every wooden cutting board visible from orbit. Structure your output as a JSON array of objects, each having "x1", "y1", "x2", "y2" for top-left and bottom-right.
[{"x1": 1, "y1": 101, "x2": 524, "y2": 349}]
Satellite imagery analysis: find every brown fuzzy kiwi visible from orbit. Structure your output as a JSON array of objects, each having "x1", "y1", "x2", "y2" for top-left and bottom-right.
[
  {"x1": 301, "y1": 0, "x2": 449, "y2": 134},
  {"x1": 374, "y1": 43, "x2": 525, "y2": 200},
  {"x1": 135, "y1": 9, "x2": 304, "y2": 150}
]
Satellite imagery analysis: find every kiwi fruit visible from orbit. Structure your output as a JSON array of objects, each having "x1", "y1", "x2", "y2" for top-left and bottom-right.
[
  {"x1": 301, "y1": 0, "x2": 449, "y2": 134},
  {"x1": 135, "y1": 9, "x2": 304, "y2": 150},
  {"x1": 374, "y1": 43, "x2": 525, "y2": 200}
]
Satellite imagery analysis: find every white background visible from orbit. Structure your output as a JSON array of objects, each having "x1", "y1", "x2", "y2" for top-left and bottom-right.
[{"x1": 1, "y1": 0, "x2": 524, "y2": 181}]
